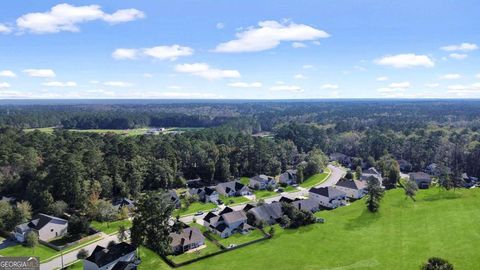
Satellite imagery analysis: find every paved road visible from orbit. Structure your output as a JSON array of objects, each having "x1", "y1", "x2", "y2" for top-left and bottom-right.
[
  {"x1": 40, "y1": 233, "x2": 123, "y2": 270},
  {"x1": 180, "y1": 164, "x2": 345, "y2": 224}
]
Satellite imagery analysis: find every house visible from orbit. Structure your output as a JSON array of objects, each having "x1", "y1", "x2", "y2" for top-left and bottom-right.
[
  {"x1": 249, "y1": 175, "x2": 276, "y2": 190},
  {"x1": 335, "y1": 178, "x2": 367, "y2": 199},
  {"x1": 397, "y1": 159, "x2": 412, "y2": 172},
  {"x1": 188, "y1": 187, "x2": 219, "y2": 203},
  {"x1": 360, "y1": 167, "x2": 383, "y2": 186},
  {"x1": 462, "y1": 173, "x2": 478, "y2": 188},
  {"x1": 278, "y1": 196, "x2": 294, "y2": 203},
  {"x1": 309, "y1": 186, "x2": 347, "y2": 209},
  {"x1": 424, "y1": 163, "x2": 440, "y2": 176},
  {"x1": 14, "y1": 213, "x2": 68, "y2": 242},
  {"x1": 204, "y1": 209, "x2": 253, "y2": 238},
  {"x1": 247, "y1": 202, "x2": 283, "y2": 225},
  {"x1": 0, "y1": 195, "x2": 16, "y2": 204},
  {"x1": 113, "y1": 198, "x2": 135, "y2": 211},
  {"x1": 216, "y1": 181, "x2": 251, "y2": 197},
  {"x1": 169, "y1": 227, "x2": 205, "y2": 254},
  {"x1": 84, "y1": 242, "x2": 137, "y2": 270},
  {"x1": 329, "y1": 153, "x2": 352, "y2": 167},
  {"x1": 279, "y1": 170, "x2": 298, "y2": 185},
  {"x1": 409, "y1": 172, "x2": 433, "y2": 189},
  {"x1": 291, "y1": 199, "x2": 320, "y2": 213},
  {"x1": 165, "y1": 190, "x2": 181, "y2": 208}
]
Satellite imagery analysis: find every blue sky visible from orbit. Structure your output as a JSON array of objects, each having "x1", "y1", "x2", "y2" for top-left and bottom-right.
[{"x1": 0, "y1": 0, "x2": 479, "y2": 99}]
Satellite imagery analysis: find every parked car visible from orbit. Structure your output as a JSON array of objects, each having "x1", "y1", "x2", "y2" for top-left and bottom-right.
[{"x1": 195, "y1": 211, "x2": 204, "y2": 216}]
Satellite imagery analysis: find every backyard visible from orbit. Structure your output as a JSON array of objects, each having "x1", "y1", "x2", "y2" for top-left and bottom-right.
[{"x1": 299, "y1": 167, "x2": 331, "y2": 188}]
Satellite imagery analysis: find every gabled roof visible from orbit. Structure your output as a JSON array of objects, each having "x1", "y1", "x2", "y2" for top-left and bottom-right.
[
  {"x1": 113, "y1": 198, "x2": 135, "y2": 208},
  {"x1": 336, "y1": 179, "x2": 366, "y2": 190},
  {"x1": 409, "y1": 172, "x2": 432, "y2": 180},
  {"x1": 248, "y1": 202, "x2": 283, "y2": 221},
  {"x1": 309, "y1": 186, "x2": 346, "y2": 199},
  {"x1": 222, "y1": 210, "x2": 247, "y2": 225},
  {"x1": 216, "y1": 181, "x2": 247, "y2": 194},
  {"x1": 362, "y1": 167, "x2": 381, "y2": 175},
  {"x1": 170, "y1": 227, "x2": 205, "y2": 247},
  {"x1": 291, "y1": 199, "x2": 319, "y2": 212},
  {"x1": 219, "y1": 207, "x2": 234, "y2": 215},
  {"x1": 204, "y1": 187, "x2": 217, "y2": 196},
  {"x1": 279, "y1": 196, "x2": 293, "y2": 203},
  {"x1": 203, "y1": 212, "x2": 217, "y2": 222},
  {"x1": 28, "y1": 213, "x2": 67, "y2": 231},
  {"x1": 251, "y1": 174, "x2": 273, "y2": 183},
  {"x1": 86, "y1": 242, "x2": 136, "y2": 268}
]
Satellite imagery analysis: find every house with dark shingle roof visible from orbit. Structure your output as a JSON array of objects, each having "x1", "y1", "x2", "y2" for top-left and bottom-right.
[
  {"x1": 279, "y1": 170, "x2": 298, "y2": 185},
  {"x1": 309, "y1": 186, "x2": 347, "y2": 209},
  {"x1": 335, "y1": 178, "x2": 367, "y2": 199},
  {"x1": 113, "y1": 198, "x2": 136, "y2": 212},
  {"x1": 203, "y1": 209, "x2": 253, "y2": 238},
  {"x1": 360, "y1": 167, "x2": 383, "y2": 186},
  {"x1": 409, "y1": 172, "x2": 432, "y2": 189},
  {"x1": 84, "y1": 242, "x2": 137, "y2": 270},
  {"x1": 188, "y1": 187, "x2": 219, "y2": 203},
  {"x1": 329, "y1": 153, "x2": 353, "y2": 168},
  {"x1": 249, "y1": 174, "x2": 276, "y2": 190},
  {"x1": 165, "y1": 190, "x2": 181, "y2": 208},
  {"x1": 247, "y1": 202, "x2": 283, "y2": 225},
  {"x1": 291, "y1": 199, "x2": 320, "y2": 213},
  {"x1": 216, "y1": 181, "x2": 251, "y2": 197},
  {"x1": 397, "y1": 159, "x2": 412, "y2": 172},
  {"x1": 14, "y1": 213, "x2": 68, "y2": 242},
  {"x1": 169, "y1": 227, "x2": 205, "y2": 254}
]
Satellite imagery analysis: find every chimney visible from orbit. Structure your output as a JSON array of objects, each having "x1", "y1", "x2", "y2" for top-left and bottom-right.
[
  {"x1": 299, "y1": 203, "x2": 302, "y2": 210},
  {"x1": 189, "y1": 230, "x2": 193, "y2": 240}
]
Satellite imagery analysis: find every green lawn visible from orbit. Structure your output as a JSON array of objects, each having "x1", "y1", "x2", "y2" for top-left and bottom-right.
[
  {"x1": 213, "y1": 229, "x2": 266, "y2": 247},
  {"x1": 220, "y1": 195, "x2": 250, "y2": 206},
  {"x1": 68, "y1": 128, "x2": 149, "y2": 136},
  {"x1": 0, "y1": 243, "x2": 57, "y2": 262},
  {"x1": 91, "y1": 219, "x2": 132, "y2": 235},
  {"x1": 254, "y1": 190, "x2": 277, "y2": 199},
  {"x1": 299, "y1": 167, "x2": 331, "y2": 188},
  {"x1": 166, "y1": 238, "x2": 221, "y2": 264},
  {"x1": 64, "y1": 261, "x2": 83, "y2": 270},
  {"x1": 171, "y1": 188, "x2": 480, "y2": 270},
  {"x1": 174, "y1": 201, "x2": 217, "y2": 216},
  {"x1": 283, "y1": 186, "x2": 297, "y2": 192},
  {"x1": 24, "y1": 127, "x2": 56, "y2": 134},
  {"x1": 138, "y1": 246, "x2": 171, "y2": 270},
  {"x1": 239, "y1": 177, "x2": 250, "y2": 185}
]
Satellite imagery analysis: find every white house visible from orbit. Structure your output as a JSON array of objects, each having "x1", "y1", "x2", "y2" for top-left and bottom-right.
[
  {"x1": 84, "y1": 242, "x2": 137, "y2": 270},
  {"x1": 309, "y1": 186, "x2": 347, "y2": 209},
  {"x1": 335, "y1": 179, "x2": 367, "y2": 199},
  {"x1": 15, "y1": 213, "x2": 68, "y2": 242}
]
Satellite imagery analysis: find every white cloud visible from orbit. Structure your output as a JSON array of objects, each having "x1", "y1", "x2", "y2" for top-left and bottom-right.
[
  {"x1": 143, "y1": 73, "x2": 153, "y2": 78},
  {"x1": 449, "y1": 53, "x2": 468, "y2": 60},
  {"x1": 376, "y1": 76, "x2": 389, "y2": 81},
  {"x1": 23, "y1": 69, "x2": 56, "y2": 78},
  {"x1": 376, "y1": 54, "x2": 434, "y2": 68},
  {"x1": 0, "y1": 82, "x2": 11, "y2": 89},
  {"x1": 321, "y1": 84, "x2": 339, "y2": 89},
  {"x1": 440, "y1": 73, "x2": 462, "y2": 80},
  {"x1": 441, "y1": 42, "x2": 478, "y2": 52},
  {"x1": 42, "y1": 81, "x2": 77, "y2": 87},
  {"x1": 0, "y1": 23, "x2": 12, "y2": 34},
  {"x1": 0, "y1": 70, "x2": 16, "y2": 77},
  {"x1": 16, "y1": 4, "x2": 144, "y2": 34},
  {"x1": 447, "y1": 83, "x2": 480, "y2": 95},
  {"x1": 103, "y1": 81, "x2": 132, "y2": 87},
  {"x1": 476, "y1": 73, "x2": 480, "y2": 79},
  {"x1": 214, "y1": 20, "x2": 329, "y2": 53},
  {"x1": 228, "y1": 82, "x2": 262, "y2": 88},
  {"x1": 113, "y1": 45, "x2": 193, "y2": 61},
  {"x1": 302, "y1": 64, "x2": 314, "y2": 69},
  {"x1": 425, "y1": 83, "x2": 440, "y2": 88},
  {"x1": 143, "y1": 45, "x2": 193, "y2": 61},
  {"x1": 216, "y1": 22, "x2": 224, "y2": 29},
  {"x1": 388, "y1": 81, "x2": 411, "y2": 88},
  {"x1": 112, "y1": 49, "x2": 138, "y2": 60},
  {"x1": 294, "y1": 74, "x2": 307, "y2": 80},
  {"x1": 167, "y1": 85, "x2": 181, "y2": 89},
  {"x1": 270, "y1": 85, "x2": 304, "y2": 92},
  {"x1": 292, "y1": 42, "x2": 307, "y2": 48},
  {"x1": 175, "y1": 63, "x2": 241, "y2": 80}
]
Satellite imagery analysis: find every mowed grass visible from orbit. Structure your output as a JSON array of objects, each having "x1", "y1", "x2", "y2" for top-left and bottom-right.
[
  {"x1": 91, "y1": 219, "x2": 132, "y2": 235},
  {"x1": 138, "y1": 246, "x2": 171, "y2": 270},
  {"x1": 254, "y1": 190, "x2": 277, "y2": 199},
  {"x1": 174, "y1": 201, "x2": 217, "y2": 216},
  {"x1": 213, "y1": 229, "x2": 266, "y2": 247},
  {"x1": 69, "y1": 128, "x2": 149, "y2": 136},
  {"x1": 299, "y1": 167, "x2": 331, "y2": 188},
  {"x1": 167, "y1": 238, "x2": 221, "y2": 264},
  {"x1": 221, "y1": 195, "x2": 250, "y2": 206},
  {"x1": 0, "y1": 243, "x2": 57, "y2": 262},
  {"x1": 173, "y1": 188, "x2": 480, "y2": 270}
]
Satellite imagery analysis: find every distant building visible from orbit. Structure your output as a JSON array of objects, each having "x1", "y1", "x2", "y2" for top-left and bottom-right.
[
  {"x1": 84, "y1": 242, "x2": 137, "y2": 270},
  {"x1": 335, "y1": 178, "x2": 367, "y2": 199},
  {"x1": 15, "y1": 213, "x2": 68, "y2": 243},
  {"x1": 360, "y1": 167, "x2": 383, "y2": 186},
  {"x1": 249, "y1": 175, "x2": 276, "y2": 190},
  {"x1": 309, "y1": 186, "x2": 347, "y2": 209},
  {"x1": 165, "y1": 190, "x2": 181, "y2": 209},
  {"x1": 279, "y1": 170, "x2": 298, "y2": 185},
  {"x1": 409, "y1": 172, "x2": 432, "y2": 189},
  {"x1": 113, "y1": 198, "x2": 135, "y2": 212},
  {"x1": 215, "y1": 181, "x2": 251, "y2": 197},
  {"x1": 169, "y1": 227, "x2": 205, "y2": 254},
  {"x1": 188, "y1": 187, "x2": 219, "y2": 203},
  {"x1": 329, "y1": 153, "x2": 352, "y2": 168},
  {"x1": 396, "y1": 159, "x2": 412, "y2": 172},
  {"x1": 424, "y1": 163, "x2": 440, "y2": 176}
]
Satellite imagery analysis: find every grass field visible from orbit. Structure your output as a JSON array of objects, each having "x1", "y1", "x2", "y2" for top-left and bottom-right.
[
  {"x1": 91, "y1": 219, "x2": 132, "y2": 235},
  {"x1": 174, "y1": 201, "x2": 217, "y2": 216},
  {"x1": 253, "y1": 190, "x2": 277, "y2": 199},
  {"x1": 239, "y1": 177, "x2": 250, "y2": 185},
  {"x1": 213, "y1": 229, "x2": 266, "y2": 247},
  {"x1": 221, "y1": 195, "x2": 250, "y2": 206},
  {"x1": 299, "y1": 167, "x2": 331, "y2": 188},
  {"x1": 0, "y1": 243, "x2": 57, "y2": 262},
  {"x1": 167, "y1": 238, "x2": 221, "y2": 264},
  {"x1": 167, "y1": 187, "x2": 480, "y2": 270}
]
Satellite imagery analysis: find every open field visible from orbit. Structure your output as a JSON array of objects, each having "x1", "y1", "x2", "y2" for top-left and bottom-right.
[
  {"x1": 24, "y1": 127, "x2": 203, "y2": 136},
  {"x1": 253, "y1": 190, "x2": 277, "y2": 199},
  {"x1": 167, "y1": 238, "x2": 222, "y2": 264},
  {"x1": 299, "y1": 167, "x2": 331, "y2": 188},
  {"x1": 221, "y1": 195, "x2": 250, "y2": 206},
  {"x1": 91, "y1": 219, "x2": 132, "y2": 235},
  {"x1": 174, "y1": 201, "x2": 217, "y2": 216},
  {"x1": 213, "y1": 229, "x2": 266, "y2": 247},
  {"x1": 0, "y1": 243, "x2": 57, "y2": 262}
]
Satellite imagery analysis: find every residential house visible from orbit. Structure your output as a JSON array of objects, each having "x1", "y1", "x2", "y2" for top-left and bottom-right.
[
  {"x1": 396, "y1": 159, "x2": 413, "y2": 172},
  {"x1": 113, "y1": 198, "x2": 135, "y2": 212},
  {"x1": 249, "y1": 175, "x2": 276, "y2": 190},
  {"x1": 84, "y1": 242, "x2": 137, "y2": 270},
  {"x1": 15, "y1": 213, "x2": 68, "y2": 242},
  {"x1": 335, "y1": 178, "x2": 367, "y2": 199},
  {"x1": 216, "y1": 181, "x2": 251, "y2": 197},
  {"x1": 0, "y1": 195, "x2": 16, "y2": 204},
  {"x1": 204, "y1": 209, "x2": 253, "y2": 238},
  {"x1": 329, "y1": 153, "x2": 352, "y2": 168},
  {"x1": 462, "y1": 173, "x2": 478, "y2": 188},
  {"x1": 165, "y1": 190, "x2": 181, "y2": 208},
  {"x1": 169, "y1": 227, "x2": 205, "y2": 254},
  {"x1": 424, "y1": 163, "x2": 440, "y2": 176},
  {"x1": 291, "y1": 199, "x2": 320, "y2": 213},
  {"x1": 360, "y1": 167, "x2": 383, "y2": 186},
  {"x1": 309, "y1": 186, "x2": 347, "y2": 209},
  {"x1": 409, "y1": 172, "x2": 433, "y2": 189},
  {"x1": 279, "y1": 170, "x2": 298, "y2": 185},
  {"x1": 188, "y1": 187, "x2": 219, "y2": 203},
  {"x1": 247, "y1": 202, "x2": 283, "y2": 225}
]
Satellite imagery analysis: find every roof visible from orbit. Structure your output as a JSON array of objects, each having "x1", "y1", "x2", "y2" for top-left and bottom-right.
[
  {"x1": 203, "y1": 212, "x2": 217, "y2": 222},
  {"x1": 279, "y1": 170, "x2": 297, "y2": 181},
  {"x1": 28, "y1": 213, "x2": 67, "y2": 231},
  {"x1": 222, "y1": 210, "x2": 247, "y2": 225},
  {"x1": 251, "y1": 174, "x2": 273, "y2": 183},
  {"x1": 329, "y1": 153, "x2": 348, "y2": 160},
  {"x1": 243, "y1": 204, "x2": 256, "y2": 212},
  {"x1": 291, "y1": 199, "x2": 319, "y2": 212},
  {"x1": 86, "y1": 242, "x2": 137, "y2": 268},
  {"x1": 170, "y1": 227, "x2": 205, "y2": 247},
  {"x1": 336, "y1": 179, "x2": 366, "y2": 190},
  {"x1": 219, "y1": 207, "x2": 234, "y2": 215},
  {"x1": 279, "y1": 196, "x2": 293, "y2": 203},
  {"x1": 204, "y1": 187, "x2": 217, "y2": 196},
  {"x1": 409, "y1": 172, "x2": 432, "y2": 180},
  {"x1": 216, "y1": 181, "x2": 247, "y2": 194},
  {"x1": 248, "y1": 202, "x2": 283, "y2": 221},
  {"x1": 111, "y1": 261, "x2": 137, "y2": 270},
  {"x1": 309, "y1": 186, "x2": 346, "y2": 199},
  {"x1": 113, "y1": 198, "x2": 135, "y2": 208},
  {"x1": 362, "y1": 167, "x2": 381, "y2": 175}
]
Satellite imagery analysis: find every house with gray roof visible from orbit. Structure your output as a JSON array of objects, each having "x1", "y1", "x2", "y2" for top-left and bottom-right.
[
  {"x1": 113, "y1": 198, "x2": 135, "y2": 212},
  {"x1": 279, "y1": 170, "x2": 298, "y2": 185},
  {"x1": 216, "y1": 181, "x2": 251, "y2": 197},
  {"x1": 169, "y1": 227, "x2": 205, "y2": 254},
  {"x1": 249, "y1": 175, "x2": 276, "y2": 190},
  {"x1": 247, "y1": 202, "x2": 283, "y2": 225},
  {"x1": 166, "y1": 190, "x2": 181, "y2": 208},
  {"x1": 188, "y1": 187, "x2": 219, "y2": 203},
  {"x1": 309, "y1": 186, "x2": 347, "y2": 209},
  {"x1": 14, "y1": 213, "x2": 68, "y2": 242},
  {"x1": 335, "y1": 178, "x2": 367, "y2": 199},
  {"x1": 360, "y1": 167, "x2": 383, "y2": 186},
  {"x1": 409, "y1": 172, "x2": 432, "y2": 189},
  {"x1": 84, "y1": 242, "x2": 137, "y2": 270},
  {"x1": 291, "y1": 199, "x2": 320, "y2": 213},
  {"x1": 203, "y1": 209, "x2": 253, "y2": 238}
]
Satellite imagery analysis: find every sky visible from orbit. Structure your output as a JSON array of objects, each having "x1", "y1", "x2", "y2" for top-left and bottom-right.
[{"x1": 0, "y1": 0, "x2": 479, "y2": 99}]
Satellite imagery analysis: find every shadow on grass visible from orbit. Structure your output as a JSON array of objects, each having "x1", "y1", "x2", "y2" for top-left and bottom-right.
[
  {"x1": 421, "y1": 190, "x2": 463, "y2": 202},
  {"x1": 344, "y1": 209, "x2": 381, "y2": 230}
]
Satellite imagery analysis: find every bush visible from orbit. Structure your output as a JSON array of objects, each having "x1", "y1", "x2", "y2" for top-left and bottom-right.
[
  {"x1": 421, "y1": 257, "x2": 454, "y2": 270},
  {"x1": 77, "y1": 248, "x2": 89, "y2": 260}
]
